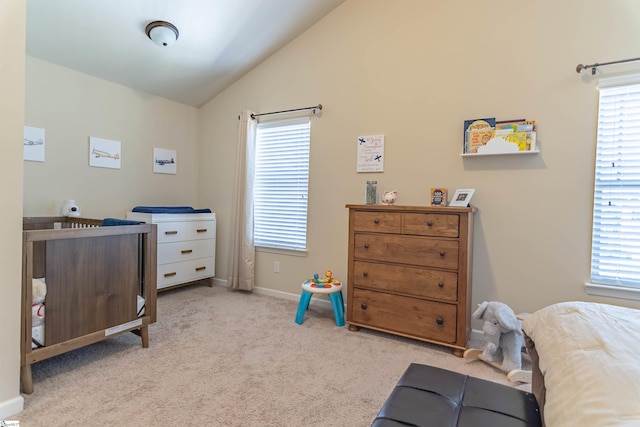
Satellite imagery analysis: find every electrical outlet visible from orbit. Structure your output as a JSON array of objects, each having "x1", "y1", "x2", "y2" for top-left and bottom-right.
[{"x1": 273, "y1": 261, "x2": 280, "y2": 273}]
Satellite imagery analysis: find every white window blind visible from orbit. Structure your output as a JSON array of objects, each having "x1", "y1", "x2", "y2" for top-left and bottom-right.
[
  {"x1": 254, "y1": 117, "x2": 310, "y2": 251},
  {"x1": 590, "y1": 77, "x2": 640, "y2": 288}
]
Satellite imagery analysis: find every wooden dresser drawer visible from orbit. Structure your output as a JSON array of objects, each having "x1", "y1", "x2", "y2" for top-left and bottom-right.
[
  {"x1": 403, "y1": 213, "x2": 459, "y2": 237},
  {"x1": 353, "y1": 260, "x2": 458, "y2": 301},
  {"x1": 352, "y1": 211, "x2": 402, "y2": 233},
  {"x1": 354, "y1": 233, "x2": 459, "y2": 269},
  {"x1": 350, "y1": 288, "x2": 457, "y2": 343}
]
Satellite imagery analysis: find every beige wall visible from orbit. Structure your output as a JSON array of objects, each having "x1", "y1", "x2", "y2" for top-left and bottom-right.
[
  {"x1": 0, "y1": 0, "x2": 25, "y2": 418},
  {"x1": 5, "y1": 0, "x2": 640, "y2": 414},
  {"x1": 24, "y1": 57, "x2": 201, "y2": 218},
  {"x1": 198, "y1": 0, "x2": 640, "y2": 314}
]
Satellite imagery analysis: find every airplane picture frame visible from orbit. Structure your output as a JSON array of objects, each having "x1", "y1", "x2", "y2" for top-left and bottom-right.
[
  {"x1": 153, "y1": 147, "x2": 177, "y2": 174},
  {"x1": 89, "y1": 136, "x2": 121, "y2": 169}
]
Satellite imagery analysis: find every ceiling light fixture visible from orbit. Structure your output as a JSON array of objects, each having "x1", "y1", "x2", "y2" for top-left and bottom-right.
[{"x1": 145, "y1": 21, "x2": 179, "y2": 47}]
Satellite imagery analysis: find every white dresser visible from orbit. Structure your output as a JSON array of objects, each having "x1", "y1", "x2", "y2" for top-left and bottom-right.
[{"x1": 127, "y1": 212, "x2": 216, "y2": 291}]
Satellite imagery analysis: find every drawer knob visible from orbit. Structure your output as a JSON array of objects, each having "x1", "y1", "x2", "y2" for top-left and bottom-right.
[
  {"x1": 363, "y1": 243, "x2": 369, "y2": 249},
  {"x1": 438, "y1": 281, "x2": 444, "y2": 288},
  {"x1": 439, "y1": 251, "x2": 446, "y2": 257},
  {"x1": 436, "y1": 317, "x2": 444, "y2": 326},
  {"x1": 197, "y1": 228, "x2": 208, "y2": 233},
  {"x1": 195, "y1": 266, "x2": 206, "y2": 271},
  {"x1": 427, "y1": 221, "x2": 433, "y2": 227},
  {"x1": 362, "y1": 271, "x2": 368, "y2": 277},
  {"x1": 164, "y1": 272, "x2": 177, "y2": 277},
  {"x1": 373, "y1": 219, "x2": 379, "y2": 224},
  {"x1": 165, "y1": 230, "x2": 178, "y2": 235},
  {"x1": 360, "y1": 303, "x2": 368, "y2": 310},
  {"x1": 181, "y1": 249, "x2": 193, "y2": 254}
]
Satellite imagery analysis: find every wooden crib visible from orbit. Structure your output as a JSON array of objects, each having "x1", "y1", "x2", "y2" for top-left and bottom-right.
[{"x1": 21, "y1": 216, "x2": 157, "y2": 394}]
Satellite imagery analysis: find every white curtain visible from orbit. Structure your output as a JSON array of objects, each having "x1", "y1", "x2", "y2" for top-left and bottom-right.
[{"x1": 227, "y1": 110, "x2": 256, "y2": 290}]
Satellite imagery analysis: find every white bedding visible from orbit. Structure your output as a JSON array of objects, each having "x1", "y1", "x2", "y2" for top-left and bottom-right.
[{"x1": 522, "y1": 301, "x2": 640, "y2": 427}]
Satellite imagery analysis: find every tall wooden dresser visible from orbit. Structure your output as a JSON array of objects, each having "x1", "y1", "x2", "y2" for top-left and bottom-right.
[{"x1": 345, "y1": 204, "x2": 475, "y2": 356}]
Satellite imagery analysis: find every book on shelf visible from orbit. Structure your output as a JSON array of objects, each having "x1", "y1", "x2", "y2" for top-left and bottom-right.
[
  {"x1": 463, "y1": 117, "x2": 495, "y2": 153},
  {"x1": 468, "y1": 129, "x2": 495, "y2": 153},
  {"x1": 430, "y1": 188, "x2": 448, "y2": 207}
]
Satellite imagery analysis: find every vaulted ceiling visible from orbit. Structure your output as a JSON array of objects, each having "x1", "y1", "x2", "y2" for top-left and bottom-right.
[{"x1": 26, "y1": 0, "x2": 345, "y2": 107}]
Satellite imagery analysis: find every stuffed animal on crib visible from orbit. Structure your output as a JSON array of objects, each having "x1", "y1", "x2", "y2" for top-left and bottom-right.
[
  {"x1": 32, "y1": 277, "x2": 46, "y2": 347},
  {"x1": 472, "y1": 301, "x2": 523, "y2": 372}
]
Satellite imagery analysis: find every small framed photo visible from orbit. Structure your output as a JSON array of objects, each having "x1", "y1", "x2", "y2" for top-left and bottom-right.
[{"x1": 449, "y1": 189, "x2": 475, "y2": 207}]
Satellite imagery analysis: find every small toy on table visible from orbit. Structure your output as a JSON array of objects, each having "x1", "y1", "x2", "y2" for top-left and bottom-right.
[{"x1": 304, "y1": 270, "x2": 341, "y2": 289}]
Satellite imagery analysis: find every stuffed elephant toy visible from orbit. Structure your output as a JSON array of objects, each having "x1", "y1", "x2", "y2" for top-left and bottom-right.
[{"x1": 472, "y1": 301, "x2": 523, "y2": 372}]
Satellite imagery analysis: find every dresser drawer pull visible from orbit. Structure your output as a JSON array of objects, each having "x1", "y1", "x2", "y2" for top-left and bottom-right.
[
  {"x1": 196, "y1": 228, "x2": 207, "y2": 233},
  {"x1": 360, "y1": 303, "x2": 368, "y2": 310},
  {"x1": 164, "y1": 272, "x2": 177, "y2": 278},
  {"x1": 364, "y1": 243, "x2": 369, "y2": 249},
  {"x1": 165, "y1": 230, "x2": 178, "y2": 235},
  {"x1": 427, "y1": 221, "x2": 433, "y2": 227},
  {"x1": 373, "y1": 219, "x2": 379, "y2": 224},
  {"x1": 362, "y1": 271, "x2": 369, "y2": 277},
  {"x1": 436, "y1": 317, "x2": 444, "y2": 325},
  {"x1": 438, "y1": 282, "x2": 444, "y2": 288},
  {"x1": 181, "y1": 249, "x2": 193, "y2": 254},
  {"x1": 195, "y1": 266, "x2": 206, "y2": 271},
  {"x1": 439, "y1": 251, "x2": 446, "y2": 257}
]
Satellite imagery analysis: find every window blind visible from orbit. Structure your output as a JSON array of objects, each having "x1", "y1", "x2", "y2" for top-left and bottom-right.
[
  {"x1": 590, "y1": 79, "x2": 640, "y2": 287},
  {"x1": 254, "y1": 117, "x2": 310, "y2": 251}
]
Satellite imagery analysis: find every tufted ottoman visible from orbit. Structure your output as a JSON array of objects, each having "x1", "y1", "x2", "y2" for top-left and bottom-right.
[{"x1": 372, "y1": 363, "x2": 541, "y2": 427}]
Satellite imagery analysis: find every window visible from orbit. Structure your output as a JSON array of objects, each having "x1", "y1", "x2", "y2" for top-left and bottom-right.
[
  {"x1": 589, "y1": 75, "x2": 640, "y2": 296},
  {"x1": 254, "y1": 117, "x2": 310, "y2": 251}
]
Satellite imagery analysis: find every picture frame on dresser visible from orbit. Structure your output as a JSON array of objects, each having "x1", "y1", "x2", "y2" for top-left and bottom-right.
[{"x1": 449, "y1": 189, "x2": 475, "y2": 207}]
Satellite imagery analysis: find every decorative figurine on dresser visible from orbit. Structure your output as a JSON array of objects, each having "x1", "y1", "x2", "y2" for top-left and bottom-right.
[
  {"x1": 127, "y1": 206, "x2": 216, "y2": 291},
  {"x1": 345, "y1": 204, "x2": 476, "y2": 356}
]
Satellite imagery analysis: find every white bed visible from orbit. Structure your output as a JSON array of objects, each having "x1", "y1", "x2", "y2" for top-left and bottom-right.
[{"x1": 522, "y1": 301, "x2": 640, "y2": 427}]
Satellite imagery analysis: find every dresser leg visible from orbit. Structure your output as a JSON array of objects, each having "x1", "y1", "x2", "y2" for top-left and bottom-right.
[
  {"x1": 452, "y1": 348, "x2": 464, "y2": 358},
  {"x1": 348, "y1": 324, "x2": 360, "y2": 332}
]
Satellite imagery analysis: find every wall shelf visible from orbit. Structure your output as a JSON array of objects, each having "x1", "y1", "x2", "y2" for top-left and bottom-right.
[{"x1": 461, "y1": 149, "x2": 540, "y2": 157}]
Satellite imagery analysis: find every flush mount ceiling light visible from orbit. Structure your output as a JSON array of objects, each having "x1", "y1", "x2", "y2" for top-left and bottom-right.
[{"x1": 145, "y1": 21, "x2": 179, "y2": 47}]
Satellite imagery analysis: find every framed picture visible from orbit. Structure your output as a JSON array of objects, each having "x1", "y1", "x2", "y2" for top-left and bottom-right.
[
  {"x1": 89, "y1": 136, "x2": 121, "y2": 169},
  {"x1": 449, "y1": 189, "x2": 475, "y2": 207},
  {"x1": 153, "y1": 147, "x2": 177, "y2": 174}
]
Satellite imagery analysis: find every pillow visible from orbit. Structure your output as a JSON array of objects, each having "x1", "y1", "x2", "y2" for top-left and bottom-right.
[{"x1": 522, "y1": 301, "x2": 640, "y2": 427}]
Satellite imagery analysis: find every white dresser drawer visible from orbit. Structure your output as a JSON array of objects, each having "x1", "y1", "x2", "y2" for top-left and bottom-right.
[
  {"x1": 157, "y1": 220, "x2": 215, "y2": 243},
  {"x1": 157, "y1": 257, "x2": 215, "y2": 289},
  {"x1": 157, "y1": 239, "x2": 215, "y2": 265}
]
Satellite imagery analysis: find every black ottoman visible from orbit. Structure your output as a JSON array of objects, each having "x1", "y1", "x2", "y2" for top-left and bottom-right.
[{"x1": 372, "y1": 364, "x2": 541, "y2": 427}]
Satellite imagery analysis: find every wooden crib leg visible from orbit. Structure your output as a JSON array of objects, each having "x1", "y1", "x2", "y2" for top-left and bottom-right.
[
  {"x1": 140, "y1": 325, "x2": 149, "y2": 348},
  {"x1": 21, "y1": 364, "x2": 34, "y2": 395}
]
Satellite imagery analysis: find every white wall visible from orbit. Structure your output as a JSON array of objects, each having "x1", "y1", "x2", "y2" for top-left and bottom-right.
[
  {"x1": 24, "y1": 57, "x2": 201, "y2": 218},
  {"x1": 198, "y1": 0, "x2": 640, "y2": 314},
  {"x1": 0, "y1": 0, "x2": 25, "y2": 419}
]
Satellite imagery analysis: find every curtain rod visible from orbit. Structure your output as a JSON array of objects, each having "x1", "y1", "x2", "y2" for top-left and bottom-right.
[
  {"x1": 238, "y1": 104, "x2": 322, "y2": 120},
  {"x1": 576, "y1": 57, "x2": 640, "y2": 75}
]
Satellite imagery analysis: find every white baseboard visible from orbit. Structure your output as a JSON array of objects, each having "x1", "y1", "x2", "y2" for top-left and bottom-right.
[{"x1": 0, "y1": 395, "x2": 24, "y2": 420}]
